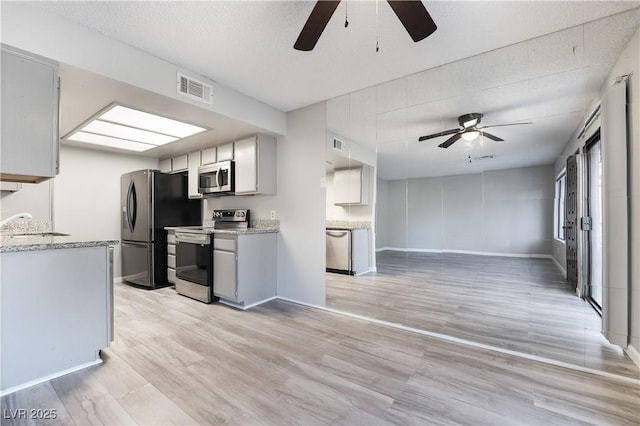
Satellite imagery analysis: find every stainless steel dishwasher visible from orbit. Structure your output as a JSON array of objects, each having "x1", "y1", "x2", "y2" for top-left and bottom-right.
[{"x1": 326, "y1": 228, "x2": 351, "y2": 273}]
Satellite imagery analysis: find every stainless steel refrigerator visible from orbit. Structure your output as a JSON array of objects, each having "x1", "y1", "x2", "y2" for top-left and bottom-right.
[{"x1": 121, "y1": 169, "x2": 201, "y2": 288}]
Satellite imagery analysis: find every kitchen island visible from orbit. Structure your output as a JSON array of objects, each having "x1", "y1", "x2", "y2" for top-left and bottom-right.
[{"x1": 0, "y1": 233, "x2": 118, "y2": 395}]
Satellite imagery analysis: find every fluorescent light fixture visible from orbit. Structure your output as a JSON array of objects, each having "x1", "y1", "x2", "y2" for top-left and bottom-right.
[
  {"x1": 461, "y1": 130, "x2": 480, "y2": 141},
  {"x1": 63, "y1": 104, "x2": 207, "y2": 153},
  {"x1": 67, "y1": 132, "x2": 155, "y2": 152},
  {"x1": 81, "y1": 120, "x2": 178, "y2": 146},
  {"x1": 100, "y1": 105, "x2": 206, "y2": 138}
]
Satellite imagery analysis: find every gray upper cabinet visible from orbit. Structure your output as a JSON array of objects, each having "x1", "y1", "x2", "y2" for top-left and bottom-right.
[
  {"x1": 159, "y1": 158, "x2": 172, "y2": 173},
  {"x1": 216, "y1": 142, "x2": 234, "y2": 162},
  {"x1": 171, "y1": 154, "x2": 188, "y2": 173},
  {"x1": 234, "y1": 134, "x2": 276, "y2": 195},
  {"x1": 201, "y1": 147, "x2": 217, "y2": 165},
  {"x1": 333, "y1": 165, "x2": 371, "y2": 205},
  {"x1": 187, "y1": 150, "x2": 202, "y2": 199},
  {"x1": 1, "y1": 45, "x2": 59, "y2": 183}
]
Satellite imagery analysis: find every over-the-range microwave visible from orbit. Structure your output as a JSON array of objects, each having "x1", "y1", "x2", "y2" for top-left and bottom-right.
[{"x1": 198, "y1": 160, "x2": 234, "y2": 195}]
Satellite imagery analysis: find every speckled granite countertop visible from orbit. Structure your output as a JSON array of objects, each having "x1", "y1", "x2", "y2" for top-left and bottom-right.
[
  {"x1": 166, "y1": 219, "x2": 279, "y2": 235},
  {"x1": 326, "y1": 220, "x2": 371, "y2": 230},
  {"x1": 0, "y1": 234, "x2": 119, "y2": 253}
]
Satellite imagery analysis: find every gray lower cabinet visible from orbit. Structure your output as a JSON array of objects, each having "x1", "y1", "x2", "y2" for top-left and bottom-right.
[
  {"x1": 1, "y1": 245, "x2": 113, "y2": 392},
  {"x1": 167, "y1": 230, "x2": 176, "y2": 284},
  {"x1": 213, "y1": 233, "x2": 277, "y2": 308},
  {"x1": 1, "y1": 44, "x2": 60, "y2": 183}
]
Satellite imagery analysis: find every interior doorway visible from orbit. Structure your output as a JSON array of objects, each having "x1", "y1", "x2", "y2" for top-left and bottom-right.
[{"x1": 586, "y1": 132, "x2": 603, "y2": 313}]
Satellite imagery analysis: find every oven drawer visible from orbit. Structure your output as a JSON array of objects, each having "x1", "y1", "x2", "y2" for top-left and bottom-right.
[
  {"x1": 167, "y1": 254, "x2": 176, "y2": 268},
  {"x1": 167, "y1": 268, "x2": 176, "y2": 283}
]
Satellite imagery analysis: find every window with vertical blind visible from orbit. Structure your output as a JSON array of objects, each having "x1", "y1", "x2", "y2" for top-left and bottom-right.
[{"x1": 554, "y1": 171, "x2": 566, "y2": 241}]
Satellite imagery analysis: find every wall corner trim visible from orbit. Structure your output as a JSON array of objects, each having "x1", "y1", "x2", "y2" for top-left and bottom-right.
[
  {"x1": 551, "y1": 256, "x2": 567, "y2": 278},
  {"x1": 625, "y1": 344, "x2": 640, "y2": 369}
]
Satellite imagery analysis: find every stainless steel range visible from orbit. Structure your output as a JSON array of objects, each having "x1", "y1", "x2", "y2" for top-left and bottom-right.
[{"x1": 174, "y1": 209, "x2": 250, "y2": 303}]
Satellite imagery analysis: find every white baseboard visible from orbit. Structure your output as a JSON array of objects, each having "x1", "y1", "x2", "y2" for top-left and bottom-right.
[
  {"x1": 0, "y1": 358, "x2": 103, "y2": 397},
  {"x1": 220, "y1": 296, "x2": 277, "y2": 311},
  {"x1": 114, "y1": 277, "x2": 124, "y2": 284},
  {"x1": 376, "y1": 247, "x2": 552, "y2": 259},
  {"x1": 551, "y1": 256, "x2": 567, "y2": 277},
  {"x1": 625, "y1": 344, "x2": 640, "y2": 369}
]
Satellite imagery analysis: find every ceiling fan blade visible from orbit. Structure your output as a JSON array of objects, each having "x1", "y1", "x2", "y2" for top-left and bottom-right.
[
  {"x1": 479, "y1": 121, "x2": 532, "y2": 129},
  {"x1": 438, "y1": 133, "x2": 462, "y2": 149},
  {"x1": 387, "y1": 0, "x2": 437, "y2": 42},
  {"x1": 418, "y1": 128, "x2": 460, "y2": 142},
  {"x1": 294, "y1": 0, "x2": 341, "y2": 51},
  {"x1": 481, "y1": 131, "x2": 504, "y2": 142}
]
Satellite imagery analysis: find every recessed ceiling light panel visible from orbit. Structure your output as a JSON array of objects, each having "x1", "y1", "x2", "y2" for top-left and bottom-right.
[
  {"x1": 99, "y1": 105, "x2": 206, "y2": 138},
  {"x1": 63, "y1": 103, "x2": 208, "y2": 153},
  {"x1": 81, "y1": 120, "x2": 178, "y2": 145},
  {"x1": 67, "y1": 132, "x2": 155, "y2": 152}
]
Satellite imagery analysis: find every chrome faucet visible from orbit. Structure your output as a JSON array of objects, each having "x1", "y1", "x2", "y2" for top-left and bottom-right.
[{"x1": 0, "y1": 212, "x2": 33, "y2": 227}]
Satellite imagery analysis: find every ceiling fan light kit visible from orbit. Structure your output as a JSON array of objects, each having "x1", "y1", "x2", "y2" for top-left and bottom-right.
[
  {"x1": 294, "y1": 0, "x2": 437, "y2": 51},
  {"x1": 418, "y1": 112, "x2": 532, "y2": 149},
  {"x1": 461, "y1": 130, "x2": 480, "y2": 141}
]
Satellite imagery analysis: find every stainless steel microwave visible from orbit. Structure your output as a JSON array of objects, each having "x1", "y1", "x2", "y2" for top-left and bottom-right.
[{"x1": 198, "y1": 161, "x2": 234, "y2": 195}]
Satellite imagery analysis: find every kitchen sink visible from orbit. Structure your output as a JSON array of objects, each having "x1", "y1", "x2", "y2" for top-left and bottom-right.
[{"x1": 6, "y1": 232, "x2": 70, "y2": 238}]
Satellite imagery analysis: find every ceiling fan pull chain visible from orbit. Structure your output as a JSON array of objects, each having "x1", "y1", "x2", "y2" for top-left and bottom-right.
[
  {"x1": 375, "y1": 0, "x2": 380, "y2": 52},
  {"x1": 344, "y1": 0, "x2": 349, "y2": 28}
]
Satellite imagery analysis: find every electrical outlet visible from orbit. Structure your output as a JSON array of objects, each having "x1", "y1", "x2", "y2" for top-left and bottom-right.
[{"x1": 270, "y1": 210, "x2": 276, "y2": 220}]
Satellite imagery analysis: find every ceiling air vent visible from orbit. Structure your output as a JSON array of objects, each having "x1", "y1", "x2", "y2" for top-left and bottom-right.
[
  {"x1": 177, "y1": 72, "x2": 212, "y2": 105},
  {"x1": 332, "y1": 137, "x2": 346, "y2": 153}
]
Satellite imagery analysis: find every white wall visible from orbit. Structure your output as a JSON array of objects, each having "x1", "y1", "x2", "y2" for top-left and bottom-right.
[
  {"x1": 53, "y1": 146, "x2": 158, "y2": 279},
  {"x1": 203, "y1": 103, "x2": 328, "y2": 306},
  {"x1": 375, "y1": 178, "x2": 389, "y2": 249},
  {"x1": 630, "y1": 25, "x2": 640, "y2": 360},
  {"x1": 275, "y1": 103, "x2": 327, "y2": 305},
  {"x1": 379, "y1": 165, "x2": 554, "y2": 255}
]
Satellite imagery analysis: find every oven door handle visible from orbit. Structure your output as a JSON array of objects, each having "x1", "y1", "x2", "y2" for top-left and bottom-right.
[{"x1": 175, "y1": 233, "x2": 210, "y2": 245}]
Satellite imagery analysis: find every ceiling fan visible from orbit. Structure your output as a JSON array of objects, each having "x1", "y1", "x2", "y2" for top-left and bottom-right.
[
  {"x1": 294, "y1": 0, "x2": 437, "y2": 51},
  {"x1": 418, "y1": 113, "x2": 532, "y2": 148}
]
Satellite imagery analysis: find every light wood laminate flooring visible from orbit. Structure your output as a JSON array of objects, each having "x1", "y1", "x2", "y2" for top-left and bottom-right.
[
  {"x1": 2, "y1": 282, "x2": 639, "y2": 425},
  {"x1": 326, "y1": 251, "x2": 640, "y2": 379}
]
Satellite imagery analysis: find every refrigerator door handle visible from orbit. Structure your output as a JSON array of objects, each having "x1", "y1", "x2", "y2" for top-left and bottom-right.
[
  {"x1": 125, "y1": 181, "x2": 133, "y2": 233},
  {"x1": 127, "y1": 180, "x2": 137, "y2": 233}
]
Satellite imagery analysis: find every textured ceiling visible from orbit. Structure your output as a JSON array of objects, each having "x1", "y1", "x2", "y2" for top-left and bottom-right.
[
  {"x1": 27, "y1": 1, "x2": 640, "y2": 112},
  {"x1": 14, "y1": 1, "x2": 640, "y2": 178}
]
